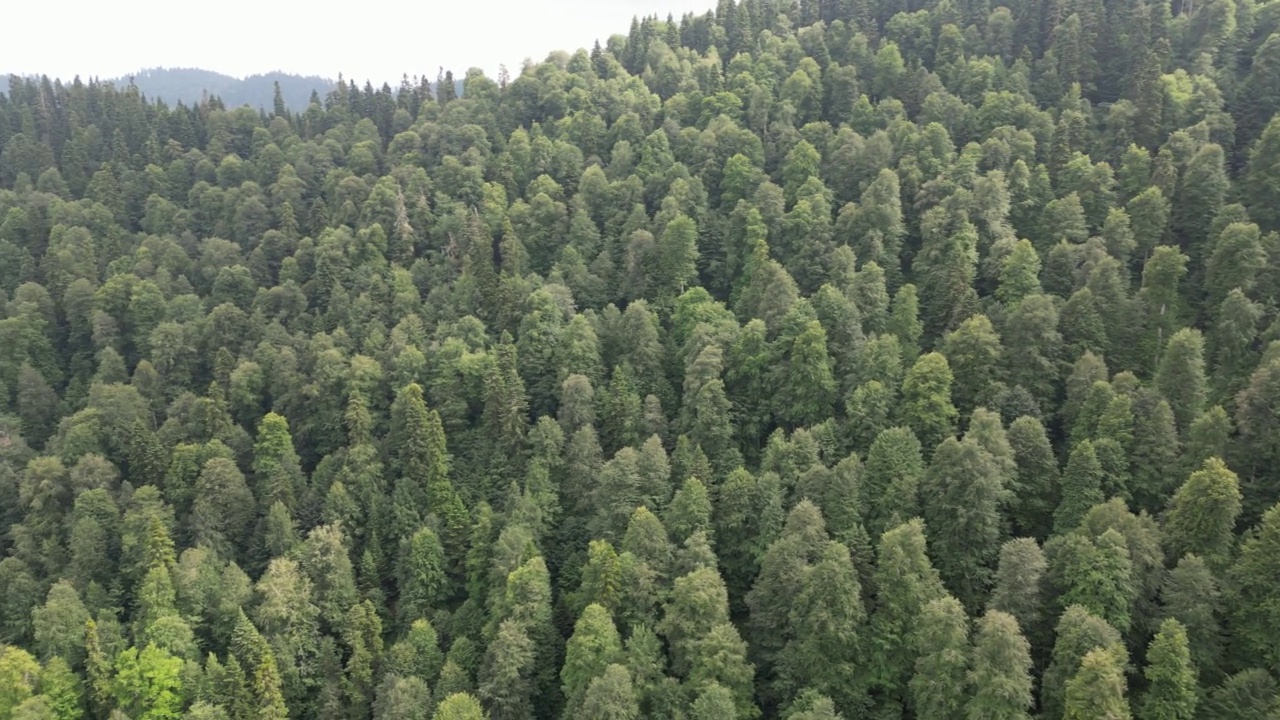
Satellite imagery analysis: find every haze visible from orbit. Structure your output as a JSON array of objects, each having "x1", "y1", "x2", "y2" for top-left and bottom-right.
[{"x1": 2, "y1": 0, "x2": 718, "y2": 84}]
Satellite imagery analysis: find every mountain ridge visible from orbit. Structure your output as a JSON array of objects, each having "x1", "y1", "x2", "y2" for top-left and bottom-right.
[{"x1": 3, "y1": 67, "x2": 466, "y2": 112}]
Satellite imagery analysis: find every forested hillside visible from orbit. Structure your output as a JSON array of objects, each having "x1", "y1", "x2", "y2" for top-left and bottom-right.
[{"x1": 2, "y1": 0, "x2": 1280, "y2": 718}]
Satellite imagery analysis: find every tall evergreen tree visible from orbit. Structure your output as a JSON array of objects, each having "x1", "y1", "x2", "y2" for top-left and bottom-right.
[
  {"x1": 909, "y1": 595, "x2": 970, "y2": 720},
  {"x1": 1138, "y1": 619, "x2": 1198, "y2": 720},
  {"x1": 966, "y1": 610, "x2": 1034, "y2": 720}
]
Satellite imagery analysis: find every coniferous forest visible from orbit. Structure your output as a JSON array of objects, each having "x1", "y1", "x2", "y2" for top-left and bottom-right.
[{"x1": 4, "y1": 0, "x2": 1280, "y2": 718}]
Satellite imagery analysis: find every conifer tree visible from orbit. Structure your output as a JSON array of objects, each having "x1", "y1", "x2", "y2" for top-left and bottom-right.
[
  {"x1": 966, "y1": 610, "x2": 1034, "y2": 720},
  {"x1": 988, "y1": 538, "x2": 1047, "y2": 647},
  {"x1": 561, "y1": 604, "x2": 622, "y2": 717},
  {"x1": 1139, "y1": 619, "x2": 1198, "y2": 720},
  {"x1": 1163, "y1": 458, "x2": 1242, "y2": 570},
  {"x1": 1055, "y1": 440, "x2": 1105, "y2": 533},
  {"x1": 747, "y1": 501, "x2": 829, "y2": 680},
  {"x1": 942, "y1": 315, "x2": 1004, "y2": 417},
  {"x1": 1160, "y1": 554, "x2": 1223, "y2": 683},
  {"x1": 898, "y1": 353, "x2": 959, "y2": 453},
  {"x1": 909, "y1": 595, "x2": 970, "y2": 720},
  {"x1": 923, "y1": 436, "x2": 1004, "y2": 610},
  {"x1": 1007, "y1": 416, "x2": 1060, "y2": 538},
  {"x1": 863, "y1": 427, "x2": 924, "y2": 536},
  {"x1": 779, "y1": 541, "x2": 868, "y2": 715},
  {"x1": 1228, "y1": 502, "x2": 1280, "y2": 675},
  {"x1": 578, "y1": 664, "x2": 640, "y2": 720},
  {"x1": 869, "y1": 519, "x2": 947, "y2": 715},
  {"x1": 1064, "y1": 649, "x2": 1132, "y2": 720},
  {"x1": 1155, "y1": 329, "x2": 1207, "y2": 433},
  {"x1": 1041, "y1": 606, "x2": 1127, "y2": 720}
]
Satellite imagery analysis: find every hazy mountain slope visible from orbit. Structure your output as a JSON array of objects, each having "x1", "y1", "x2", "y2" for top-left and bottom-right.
[{"x1": 112, "y1": 67, "x2": 335, "y2": 110}]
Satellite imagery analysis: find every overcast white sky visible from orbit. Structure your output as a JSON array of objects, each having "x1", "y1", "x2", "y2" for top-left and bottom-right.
[{"x1": 2, "y1": 0, "x2": 718, "y2": 84}]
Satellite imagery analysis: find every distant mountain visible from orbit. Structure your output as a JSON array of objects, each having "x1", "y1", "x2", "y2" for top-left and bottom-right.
[
  {"x1": 110, "y1": 68, "x2": 336, "y2": 112},
  {"x1": 1, "y1": 67, "x2": 471, "y2": 112}
]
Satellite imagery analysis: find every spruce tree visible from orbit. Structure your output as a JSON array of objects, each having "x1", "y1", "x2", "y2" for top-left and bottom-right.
[
  {"x1": 1228, "y1": 502, "x2": 1280, "y2": 675},
  {"x1": 863, "y1": 427, "x2": 924, "y2": 537},
  {"x1": 1055, "y1": 440, "x2": 1105, "y2": 533},
  {"x1": 923, "y1": 436, "x2": 1004, "y2": 610},
  {"x1": 909, "y1": 595, "x2": 970, "y2": 720},
  {"x1": 1155, "y1": 329, "x2": 1207, "y2": 433},
  {"x1": 988, "y1": 538, "x2": 1047, "y2": 647},
  {"x1": 1163, "y1": 458, "x2": 1242, "y2": 570},
  {"x1": 1138, "y1": 619, "x2": 1198, "y2": 720},
  {"x1": 1160, "y1": 554, "x2": 1223, "y2": 683},
  {"x1": 869, "y1": 519, "x2": 947, "y2": 715},
  {"x1": 561, "y1": 604, "x2": 623, "y2": 716},
  {"x1": 898, "y1": 353, "x2": 959, "y2": 453},
  {"x1": 966, "y1": 610, "x2": 1034, "y2": 720},
  {"x1": 1064, "y1": 649, "x2": 1132, "y2": 720},
  {"x1": 1042, "y1": 606, "x2": 1127, "y2": 720}
]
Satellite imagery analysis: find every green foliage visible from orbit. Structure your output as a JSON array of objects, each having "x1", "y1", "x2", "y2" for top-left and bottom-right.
[
  {"x1": 431, "y1": 693, "x2": 485, "y2": 720},
  {"x1": 0, "y1": 5, "x2": 1278, "y2": 718},
  {"x1": 924, "y1": 435, "x2": 1005, "y2": 610},
  {"x1": 966, "y1": 610, "x2": 1034, "y2": 720},
  {"x1": 1064, "y1": 649, "x2": 1132, "y2": 720},
  {"x1": 898, "y1": 353, "x2": 958, "y2": 453},
  {"x1": 1042, "y1": 606, "x2": 1128, "y2": 720},
  {"x1": 560, "y1": 605, "x2": 622, "y2": 716},
  {"x1": 909, "y1": 596, "x2": 970, "y2": 720},
  {"x1": 111, "y1": 644, "x2": 185, "y2": 720},
  {"x1": 1139, "y1": 619, "x2": 1198, "y2": 720},
  {"x1": 1055, "y1": 441, "x2": 1104, "y2": 533},
  {"x1": 1163, "y1": 458, "x2": 1241, "y2": 570}
]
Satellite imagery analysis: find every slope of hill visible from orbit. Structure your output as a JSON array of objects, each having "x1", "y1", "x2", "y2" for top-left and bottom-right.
[{"x1": 4, "y1": 1, "x2": 1280, "y2": 719}]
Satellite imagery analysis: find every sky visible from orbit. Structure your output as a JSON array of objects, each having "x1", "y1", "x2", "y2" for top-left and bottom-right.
[{"x1": 2, "y1": 0, "x2": 719, "y2": 84}]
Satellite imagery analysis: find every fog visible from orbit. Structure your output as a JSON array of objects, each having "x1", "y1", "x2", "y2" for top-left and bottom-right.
[{"x1": 2, "y1": 0, "x2": 719, "y2": 84}]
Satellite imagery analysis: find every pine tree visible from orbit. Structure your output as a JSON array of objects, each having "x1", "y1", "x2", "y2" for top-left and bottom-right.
[
  {"x1": 774, "y1": 319, "x2": 837, "y2": 428},
  {"x1": 433, "y1": 693, "x2": 486, "y2": 720},
  {"x1": 398, "y1": 527, "x2": 447, "y2": 626},
  {"x1": 666, "y1": 476, "x2": 713, "y2": 546},
  {"x1": 251, "y1": 412, "x2": 304, "y2": 514},
  {"x1": 779, "y1": 541, "x2": 868, "y2": 716},
  {"x1": 863, "y1": 427, "x2": 924, "y2": 536},
  {"x1": 1160, "y1": 554, "x2": 1223, "y2": 683},
  {"x1": 1172, "y1": 144, "x2": 1228, "y2": 262},
  {"x1": 942, "y1": 315, "x2": 1004, "y2": 416},
  {"x1": 988, "y1": 538, "x2": 1047, "y2": 648},
  {"x1": 1243, "y1": 113, "x2": 1280, "y2": 233},
  {"x1": 231, "y1": 610, "x2": 289, "y2": 719},
  {"x1": 1199, "y1": 669, "x2": 1277, "y2": 720},
  {"x1": 1007, "y1": 416, "x2": 1060, "y2": 538},
  {"x1": 916, "y1": 215, "x2": 980, "y2": 337},
  {"x1": 747, "y1": 500, "x2": 829, "y2": 682},
  {"x1": 577, "y1": 664, "x2": 640, "y2": 720},
  {"x1": 659, "y1": 566, "x2": 731, "y2": 678}
]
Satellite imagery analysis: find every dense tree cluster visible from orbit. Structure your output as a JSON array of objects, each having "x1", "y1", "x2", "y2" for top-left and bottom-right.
[{"x1": 3, "y1": 0, "x2": 1280, "y2": 717}]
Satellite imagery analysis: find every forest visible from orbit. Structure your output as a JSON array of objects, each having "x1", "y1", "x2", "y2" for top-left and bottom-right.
[{"x1": 1, "y1": 0, "x2": 1280, "y2": 718}]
